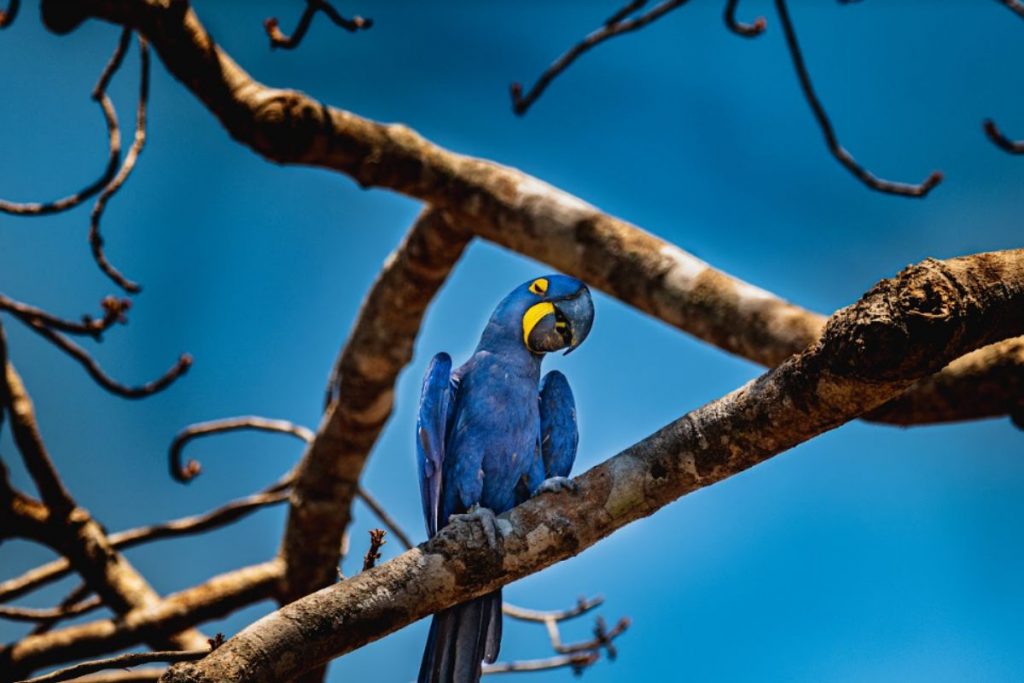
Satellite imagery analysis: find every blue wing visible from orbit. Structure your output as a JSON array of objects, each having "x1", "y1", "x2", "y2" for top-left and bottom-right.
[
  {"x1": 538, "y1": 370, "x2": 578, "y2": 479},
  {"x1": 417, "y1": 352, "x2": 453, "y2": 537}
]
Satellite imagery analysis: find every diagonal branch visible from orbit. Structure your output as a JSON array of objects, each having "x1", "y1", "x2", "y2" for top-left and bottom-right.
[
  {"x1": 18, "y1": 649, "x2": 209, "y2": 683},
  {"x1": 510, "y1": 0, "x2": 691, "y2": 115},
  {"x1": 983, "y1": 118, "x2": 1024, "y2": 154},
  {"x1": 0, "y1": 295, "x2": 130, "y2": 340},
  {"x1": 2, "y1": 560, "x2": 283, "y2": 677},
  {"x1": 158, "y1": 249, "x2": 1024, "y2": 682}
]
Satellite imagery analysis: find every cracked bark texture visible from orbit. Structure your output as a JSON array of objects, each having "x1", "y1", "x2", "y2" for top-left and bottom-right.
[{"x1": 159, "y1": 251, "x2": 1024, "y2": 682}]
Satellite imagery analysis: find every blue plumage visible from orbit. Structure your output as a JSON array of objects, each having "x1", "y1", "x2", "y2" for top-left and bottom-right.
[{"x1": 416, "y1": 275, "x2": 595, "y2": 683}]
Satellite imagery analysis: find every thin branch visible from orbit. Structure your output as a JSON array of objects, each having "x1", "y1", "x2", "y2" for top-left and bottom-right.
[
  {"x1": 22, "y1": 320, "x2": 191, "y2": 399},
  {"x1": 0, "y1": 0, "x2": 19, "y2": 28},
  {"x1": 0, "y1": 29, "x2": 128, "y2": 215},
  {"x1": 502, "y1": 596, "x2": 603, "y2": 623},
  {"x1": 510, "y1": 0, "x2": 691, "y2": 115},
  {"x1": 354, "y1": 486, "x2": 413, "y2": 551},
  {"x1": 482, "y1": 652, "x2": 598, "y2": 675},
  {"x1": 0, "y1": 295, "x2": 130, "y2": 339},
  {"x1": 88, "y1": 34, "x2": 149, "y2": 293},
  {"x1": 774, "y1": 0, "x2": 942, "y2": 197},
  {"x1": 0, "y1": 480, "x2": 290, "y2": 604},
  {"x1": 724, "y1": 0, "x2": 766, "y2": 37},
  {"x1": 168, "y1": 416, "x2": 312, "y2": 483},
  {"x1": 29, "y1": 584, "x2": 95, "y2": 637},
  {"x1": 17, "y1": 649, "x2": 208, "y2": 683},
  {"x1": 0, "y1": 596, "x2": 102, "y2": 624},
  {"x1": 361, "y1": 529, "x2": 386, "y2": 572},
  {"x1": 983, "y1": 118, "x2": 1024, "y2": 154},
  {"x1": 159, "y1": 249, "x2": 1024, "y2": 683},
  {"x1": 71, "y1": 669, "x2": 164, "y2": 683},
  {"x1": 997, "y1": 0, "x2": 1024, "y2": 19},
  {"x1": 5, "y1": 561, "x2": 282, "y2": 676},
  {"x1": 263, "y1": 0, "x2": 371, "y2": 50}
]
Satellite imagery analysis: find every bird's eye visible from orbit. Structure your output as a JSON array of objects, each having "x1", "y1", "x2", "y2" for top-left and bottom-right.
[{"x1": 528, "y1": 278, "x2": 548, "y2": 296}]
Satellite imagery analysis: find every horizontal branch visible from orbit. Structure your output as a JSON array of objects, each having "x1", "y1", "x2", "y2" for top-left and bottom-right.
[
  {"x1": 19, "y1": 650, "x2": 206, "y2": 683},
  {"x1": 158, "y1": 250, "x2": 1024, "y2": 682},
  {"x1": 2, "y1": 560, "x2": 283, "y2": 677}
]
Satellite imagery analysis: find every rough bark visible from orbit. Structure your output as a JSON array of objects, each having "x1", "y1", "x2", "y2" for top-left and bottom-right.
[{"x1": 157, "y1": 251, "x2": 1024, "y2": 682}]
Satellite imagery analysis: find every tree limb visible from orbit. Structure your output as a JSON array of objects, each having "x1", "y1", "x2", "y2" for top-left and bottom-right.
[{"x1": 158, "y1": 250, "x2": 1024, "y2": 682}]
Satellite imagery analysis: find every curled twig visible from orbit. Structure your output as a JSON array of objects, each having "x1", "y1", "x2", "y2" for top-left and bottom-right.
[
  {"x1": 774, "y1": 0, "x2": 942, "y2": 197},
  {"x1": 89, "y1": 35, "x2": 150, "y2": 293},
  {"x1": 724, "y1": 0, "x2": 766, "y2": 37},
  {"x1": 263, "y1": 0, "x2": 371, "y2": 50},
  {"x1": 0, "y1": 595, "x2": 102, "y2": 623},
  {"x1": 168, "y1": 416, "x2": 314, "y2": 483},
  {"x1": 16, "y1": 649, "x2": 210, "y2": 683},
  {"x1": 983, "y1": 118, "x2": 1024, "y2": 154},
  {"x1": 23, "y1": 320, "x2": 191, "y2": 399},
  {"x1": 0, "y1": 29, "x2": 128, "y2": 215},
  {"x1": 361, "y1": 528, "x2": 386, "y2": 572},
  {"x1": 0, "y1": 294, "x2": 130, "y2": 339},
  {"x1": 510, "y1": 0, "x2": 691, "y2": 115}
]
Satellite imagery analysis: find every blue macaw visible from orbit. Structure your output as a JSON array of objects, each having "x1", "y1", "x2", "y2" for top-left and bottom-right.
[{"x1": 416, "y1": 274, "x2": 595, "y2": 683}]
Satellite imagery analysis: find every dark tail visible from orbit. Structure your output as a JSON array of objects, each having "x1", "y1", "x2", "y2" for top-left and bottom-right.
[{"x1": 418, "y1": 589, "x2": 502, "y2": 683}]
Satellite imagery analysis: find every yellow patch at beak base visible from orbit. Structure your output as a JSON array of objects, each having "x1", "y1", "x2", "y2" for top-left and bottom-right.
[{"x1": 522, "y1": 302, "x2": 555, "y2": 349}]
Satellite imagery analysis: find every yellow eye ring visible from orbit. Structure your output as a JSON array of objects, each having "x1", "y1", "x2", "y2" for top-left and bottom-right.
[{"x1": 528, "y1": 278, "x2": 549, "y2": 296}]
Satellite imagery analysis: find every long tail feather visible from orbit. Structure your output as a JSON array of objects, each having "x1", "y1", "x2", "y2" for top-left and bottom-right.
[{"x1": 419, "y1": 589, "x2": 502, "y2": 683}]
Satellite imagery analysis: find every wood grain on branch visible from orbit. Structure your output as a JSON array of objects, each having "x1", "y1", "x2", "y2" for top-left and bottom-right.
[{"x1": 158, "y1": 250, "x2": 1024, "y2": 682}]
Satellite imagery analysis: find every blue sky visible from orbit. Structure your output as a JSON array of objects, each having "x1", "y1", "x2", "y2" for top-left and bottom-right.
[{"x1": 1, "y1": 1, "x2": 1023, "y2": 681}]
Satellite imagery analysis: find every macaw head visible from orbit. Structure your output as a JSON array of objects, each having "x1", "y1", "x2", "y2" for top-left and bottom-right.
[{"x1": 481, "y1": 274, "x2": 594, "y2": 356}]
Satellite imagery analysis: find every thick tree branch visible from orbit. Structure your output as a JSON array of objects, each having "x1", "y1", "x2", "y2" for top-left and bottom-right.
[
  {"x1": 158, "y1": 250, "x2": 1024, "y2": 682},
  {"x1": 279, "y1": 207, "x2": 470, "y2": 602},
  {"x1": 2, "y1": 561, "x2": 283, "y2": 677}
]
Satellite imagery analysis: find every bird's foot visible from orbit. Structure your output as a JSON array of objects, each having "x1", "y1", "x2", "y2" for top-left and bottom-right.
[
  {"x1": 449, "y1": 504, "x2": 500, "y2": 550},
  {"x1": 536, "y1": 476, "x2": 578, "y2": 495}
]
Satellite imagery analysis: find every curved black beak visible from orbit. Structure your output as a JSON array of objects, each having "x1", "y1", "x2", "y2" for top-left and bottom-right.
[{"x1": 553, "y1": 285, "x2": 594, "y2": 355}]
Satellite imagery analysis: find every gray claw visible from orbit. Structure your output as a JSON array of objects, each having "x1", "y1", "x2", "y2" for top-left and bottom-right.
[
  {"x1": 536, "y1": 476, "x2": 578, "y2": 495},
  {"x1": 449, "y1": 504, "x2": 500, "y2": 550}
]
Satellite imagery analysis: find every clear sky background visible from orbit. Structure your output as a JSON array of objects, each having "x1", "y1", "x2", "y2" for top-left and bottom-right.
[{"x1": 2, "y1": 1, "x2": 1023, "y2": 681}]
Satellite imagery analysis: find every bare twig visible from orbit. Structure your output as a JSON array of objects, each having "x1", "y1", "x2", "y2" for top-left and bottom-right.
[
  {"x1": 22, "y1": 320, "x2": 191, "y2": 399},
  {"x1": 724, "y1": 0, "x2": 766, "y2": 37},
  {"x1": 89, "y1": 35, "x2": 149, "y2": 293},
  {"x1": 17, "y1": 649, "x2": 209, "y2": 683},
  {"x1": 1, "y1": 480, "x2": 290, "y2": 604},
  {"x1": 502, "y1": 596, "x2": 603, "y2": 623},
  {"x1": 29, "y1": 584, "x2": 95, "y2": 637},
  {"x1": 482, "y1": 652, "x2": 599, "y2": 675},
  {"x1": 361, "y1": 529, "x2": 386, "y2": 572},
  {"x1": 774, "y1": 0, "x2": 942, "y2": 197},
  {"x1": 168, "y1": 416, "x2": 313, "y2": 483},
  {"x1": 0, "y1": 596, "x2": 102, "y2": 623},
  {"x1": 0, "y1": 295, "x2": 130, "y2": 339},
  {"x1": 983, "y1": 118, "x2": 1024, "y2": 154},
  {"x1": 263, "y1": 0, "x2": 370, "y2": 50},
  {"x1": 0, "y1": 29, "x2": 128, "y2": 215},
  {"x1": 511, "y1": 0, "x2": 691, "y2": 115}
]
